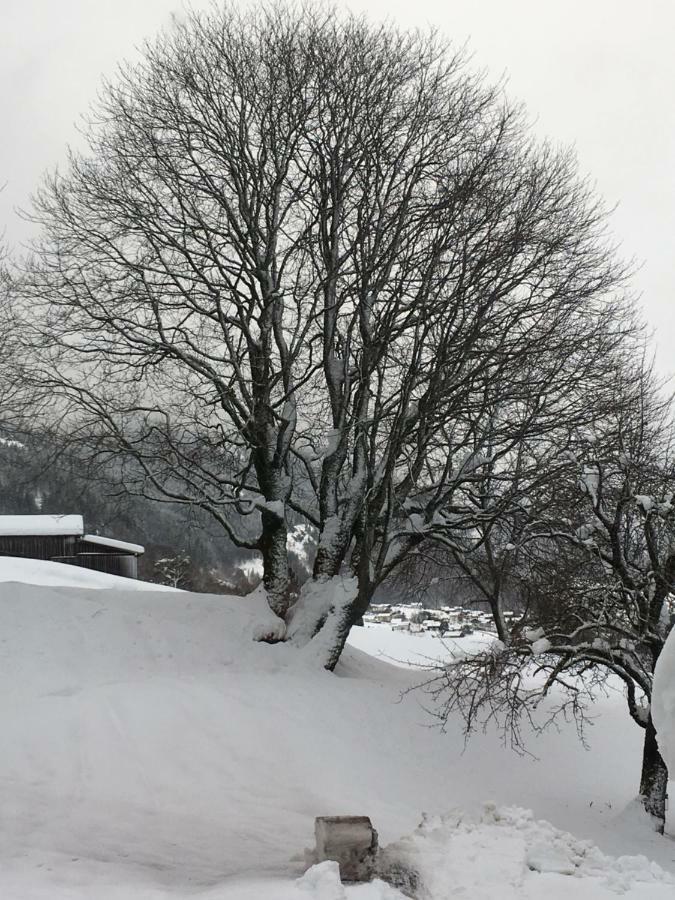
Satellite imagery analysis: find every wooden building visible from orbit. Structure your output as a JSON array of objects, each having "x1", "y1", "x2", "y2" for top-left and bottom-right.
[{"x1": 0, "y1": 515, "x2": 144, "y2": 579}]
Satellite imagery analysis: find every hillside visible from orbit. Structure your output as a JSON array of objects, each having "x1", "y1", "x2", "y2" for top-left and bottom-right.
[{"x1": 1, "y1": 560, "x2": 674, "y2": 898}]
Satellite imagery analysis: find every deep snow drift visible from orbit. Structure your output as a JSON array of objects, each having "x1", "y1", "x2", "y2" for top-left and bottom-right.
[
  {"x1": 653, "y1": 622, "x2": 675, "y2": 793},
  {"x1": 1, "y1": 560, "x2": 674, "y2": 898},
  {"x1": 0, "y1": 555, "x2": 178, "y2": 590}
]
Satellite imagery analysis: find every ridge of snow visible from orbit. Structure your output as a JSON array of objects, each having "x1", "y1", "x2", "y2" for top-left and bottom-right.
[
  {"x1": 380, "y1": 805, "x2": 674, "y2": 899},
  {"x1": 0, "y1": 556, "x2": 177, "y2": 590}
]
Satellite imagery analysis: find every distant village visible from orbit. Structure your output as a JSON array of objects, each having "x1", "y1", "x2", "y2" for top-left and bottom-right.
[{"x1": 363, "y1": 602, "x2": 516, "y2": 636}]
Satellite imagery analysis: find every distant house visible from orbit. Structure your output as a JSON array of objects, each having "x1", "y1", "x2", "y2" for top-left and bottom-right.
[{"x1": 0, "y1": 515, "x2": 144, "y2": 579}]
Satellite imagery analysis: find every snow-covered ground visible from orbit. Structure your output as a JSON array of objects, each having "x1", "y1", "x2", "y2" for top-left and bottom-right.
[
  {"x1": 1, "y1": 558, "x2": 674, "y2": 898},
  {"x1": 347, "y1": 621, "x2": 495, "y2": 666},
  {"x1": 0, "y1": 555, "x2": 178, "y2": 591},
  {"x1": 654, "y1": 623, "x2": 675, "y2": 788}
]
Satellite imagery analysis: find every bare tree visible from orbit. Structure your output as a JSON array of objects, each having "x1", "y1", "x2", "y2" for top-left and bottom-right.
[
  {"x1": 21, "y1": 3, "x2": 631, "y2": 668},
  {"x1": 418, "y1": 361, "x2": 675, "y2": 830},
  {"x1": 154, "y1": 550, "x2": 192, "y2": 589},
  {"x1": 0, "y1": 229, "x2": 26, "y2": 439}
]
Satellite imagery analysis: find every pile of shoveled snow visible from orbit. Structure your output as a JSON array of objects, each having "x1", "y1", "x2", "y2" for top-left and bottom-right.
[
  {"x1": 377, "y1": 805, "x2": 674, "y2": 900},
  {"x1": 1, "y1": 559, "x2": 674, "y2": 898},
  {"x1": 201, "y1": 805, "x2": 675, "y2": 899}
]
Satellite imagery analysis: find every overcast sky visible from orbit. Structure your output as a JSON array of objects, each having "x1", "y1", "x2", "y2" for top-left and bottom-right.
[{"x1": 2, "y1": 0, "x2": 673, "y2": 375}]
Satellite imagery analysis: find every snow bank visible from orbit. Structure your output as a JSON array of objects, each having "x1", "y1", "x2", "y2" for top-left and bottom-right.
[
  {"x1": 1, "y1": 576, "x2": 673, "y2": 898},
  {"x1": 379, "y1": 805, "x2": 674, "y2": 899},
  {"x1": 653, "y1": 628, "x2": 675, "y2": 769},
  {"x1": 0, "y1": 555, "x2": 177, "y2": 590},
  {"x1": 247, "y1": 582, "x2": 287, "y2": 642},
  {"x1": 652, "y1": 624, "x2": 675, "y2": 833},
  {"x1": 197, "y1": 864, "x2": 406, "y2": 899}
]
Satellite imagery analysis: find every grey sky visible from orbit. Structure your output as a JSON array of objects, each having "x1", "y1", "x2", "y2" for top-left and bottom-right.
[{"x1": 2, "y1": 0, "x2": 673, "y2": 374}]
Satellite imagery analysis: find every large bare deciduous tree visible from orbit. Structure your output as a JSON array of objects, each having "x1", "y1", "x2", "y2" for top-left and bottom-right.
[{"x1": 21, "y1": 3, "x2": 631, "y2": 668}]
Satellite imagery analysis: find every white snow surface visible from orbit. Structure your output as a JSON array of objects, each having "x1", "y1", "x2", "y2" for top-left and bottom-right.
[
  {"x1": 0, "y1": 555, "x2": 177, "y2": 590},
  {"x1": 1, "y1": 570, "x2": 674, "y2": 898},
  {"x1": 379, "y1": 805, "x2": 674, "y2": 899},
  {"x1": 653, "y1": 624, "x2": 675, "y2": 807},
  {"x1": 0, "y1": 513, "x2": 84, "y2": 535},
  {"x1": 346, "y1": 622, "x2": 495, "y2": 666}
]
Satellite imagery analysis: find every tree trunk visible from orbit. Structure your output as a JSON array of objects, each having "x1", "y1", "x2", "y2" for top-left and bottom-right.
[
  {"x1": 488, "y1": 594, "x2": 509, "y2": 644},
  {"x1": 319, "y1": 597, "x2": 359, "y2": 672},
  {"x1": 313, "y1": 522, "x2": 351, "y2": 581},
  {"x1": 639, "y1": 713, "x2": 669, "y2": 833},
  {"x1": 259, "y1": 507, "x2": 290, "y2": 619},
  {"x1": 321, "y1": 564, "x2": 374, "y2": 670},
  {"x1": 314, "y1": 522, "x2": 375, "y2": 672},
  {"x1": 290, "y1": 456, "x2": 369, "y2": 667},
  {"x1": 286, "y1": 574, "x2": 360, "y2": 669},
  {"x1": 285, "y1": 508, "x2": 359, "y2": 666}
]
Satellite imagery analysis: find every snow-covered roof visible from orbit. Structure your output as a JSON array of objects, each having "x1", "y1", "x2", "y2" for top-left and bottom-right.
[
  {"x1": 0, "y1": 515, "x2": 84, "y2": 536},
  {"x1": 82, "y1": 534, "x2": 145, "y2": 555}
]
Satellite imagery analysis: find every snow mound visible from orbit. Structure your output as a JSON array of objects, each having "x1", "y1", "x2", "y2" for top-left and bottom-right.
[
  {"x1": 653, "y1": 625, "x2": 675, "y2": 783},
  {"x1": 246, "y1": 582, "x2": 287, "y2": 642},
  {"x1": 1, "y1": 575, "x2": 673, "y2": 898},
  {"x1": 299, "y1": 863, "x2": 405, "y2": 899},
  {"x1": 0, "y1": 555, "x2": 178, "y2": 590},
  {"x1": 205, "y1": 864, "x2": 407, "y2": 899},
  {"x1": 296, "y1": 860, "x2": 403, "y2": 898},
  {"x1": 380, "y1": 805, "x2": 675, "y2": 899}
]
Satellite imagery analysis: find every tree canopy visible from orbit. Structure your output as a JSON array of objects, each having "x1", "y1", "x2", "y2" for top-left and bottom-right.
[{"x1": 20, "y1": 3, "x2": 634, "y2": 672}]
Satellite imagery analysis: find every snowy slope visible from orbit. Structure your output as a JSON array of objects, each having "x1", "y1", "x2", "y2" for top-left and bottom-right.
[
  {"x1": 1, "y1": 574, "x2": 674, "y2": 898},
  {"x1": 0, "y1": 555, "x2": 177, "y2": 590},
  {"x1": 346, "y1": 621, "x2": 494, "y2": 666}
]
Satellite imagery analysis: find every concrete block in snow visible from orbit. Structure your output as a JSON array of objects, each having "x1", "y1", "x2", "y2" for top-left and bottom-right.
[{"x1": 314, "y1": 815, "x2": 378, "y2": 882}]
